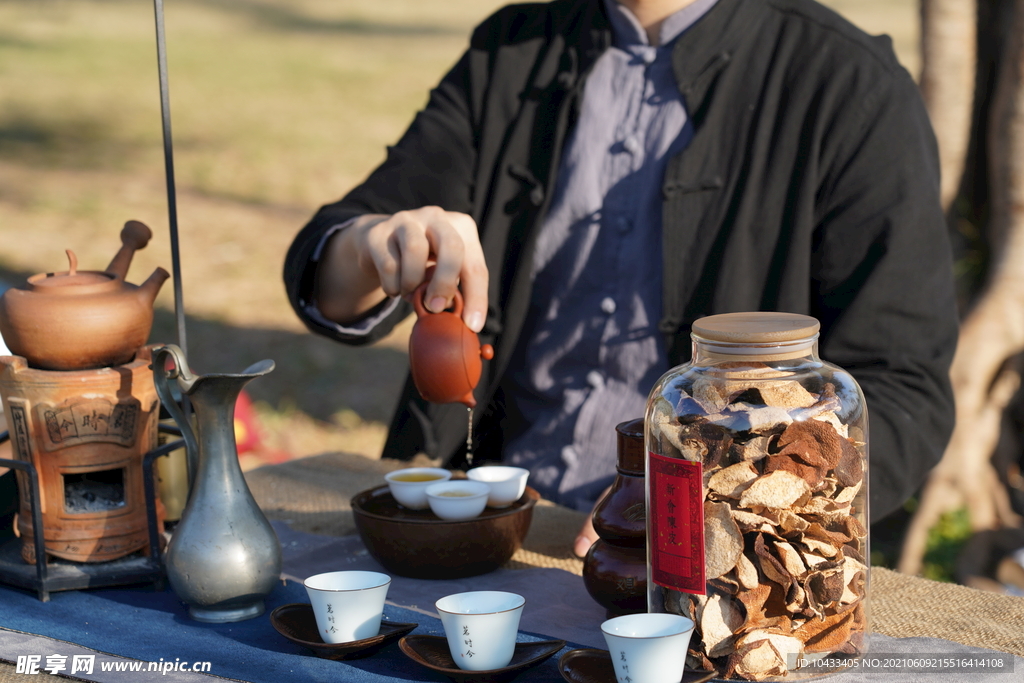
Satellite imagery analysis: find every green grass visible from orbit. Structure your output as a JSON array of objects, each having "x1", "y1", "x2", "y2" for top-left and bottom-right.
[{"x1": 922, "y1": 506, "x2": 973, "y2": 583}]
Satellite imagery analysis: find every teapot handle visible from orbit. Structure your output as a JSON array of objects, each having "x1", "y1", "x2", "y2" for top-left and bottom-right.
[
  {"x1": 412, "y1": 281, "x2": 464, "y2": 318},
  {"x1": 152, "y1": 344, "x2": 201, "y2": 493}
]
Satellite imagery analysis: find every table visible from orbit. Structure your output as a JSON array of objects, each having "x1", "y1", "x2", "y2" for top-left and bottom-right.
[{"x1": 1, "y1": 451, "x2": 1023, "y2": 682}]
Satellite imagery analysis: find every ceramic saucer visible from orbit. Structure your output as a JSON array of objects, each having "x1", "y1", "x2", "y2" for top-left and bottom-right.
[
  {"x1": 269, "y1": 603, "x2": 417, "y2": 660},
  {"x1": 399, "y1": 634, "x2": 566, "y2": 683},
  {"x1": 558, "y1": 648, "x2": 718, "y2": 683}
]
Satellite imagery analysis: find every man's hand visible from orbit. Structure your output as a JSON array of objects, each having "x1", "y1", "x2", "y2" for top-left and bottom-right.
[
  {"x1": 573, "y1": 485, "x2": 612, "y2": 558},
  {"x1": 574, "y1": 514, "x2": 600, "y2": 558},
  {"x1": 316, "y1": 206, "x2": 488, "y2": 332}
]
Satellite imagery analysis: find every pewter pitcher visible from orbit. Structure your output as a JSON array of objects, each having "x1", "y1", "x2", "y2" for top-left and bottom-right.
[{"x1": 153, "y1": 344, "x2": 281, "y2": 623}]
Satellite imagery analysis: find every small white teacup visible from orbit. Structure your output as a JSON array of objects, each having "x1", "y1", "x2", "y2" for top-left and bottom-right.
[
  {"x1": 466, "y1": 466, "x2": 530, "y2": 508},
  {"x1": 384, "y1": 467, "x2": 452, "y2": 510},
  {"x1": 436, "y1": 591, "x2": 525, "y2": 671},
  {"x1": 426, "y1": 480, "x2": 490, "y2": 520},
  {"x1": 304, "y1": 571, "x2": 391, "y2": 644},
  {"x1": 601, "y1": 613, "x2": 695, "y2": 683}
]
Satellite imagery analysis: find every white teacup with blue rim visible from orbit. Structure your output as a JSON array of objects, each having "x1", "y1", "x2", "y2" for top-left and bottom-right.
[
  {"x1": 435, "y1": 591, "x2": 525, "y2": 671},
  {"x1": 601, "y1": 613, "x2": 694, "y2": 683},
  {"x1": 304, "y1": 570, "x2": 391, "y2": 644}
]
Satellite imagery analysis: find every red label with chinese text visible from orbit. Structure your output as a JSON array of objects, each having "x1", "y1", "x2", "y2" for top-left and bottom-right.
[{"x1": 649, "y1": 451, "x2": 705, "y2": 595}]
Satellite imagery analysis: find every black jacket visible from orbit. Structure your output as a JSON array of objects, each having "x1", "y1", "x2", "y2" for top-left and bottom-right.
[{"x1": 284, "y1": 0, "x2": 959, "y2": 522}]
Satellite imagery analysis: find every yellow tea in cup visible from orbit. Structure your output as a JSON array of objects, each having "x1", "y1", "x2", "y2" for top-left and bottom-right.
[{"x1": 391, "y1": 473, "x2": 445, "y2": 482}]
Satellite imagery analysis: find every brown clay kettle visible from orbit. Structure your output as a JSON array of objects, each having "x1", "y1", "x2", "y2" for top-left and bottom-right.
[
  {"x1": 408, "y1": 282, "x2": 493, "y2": 407},
  {"x1": 0, "y1": 220, "x2": 170, "y2": 370}
]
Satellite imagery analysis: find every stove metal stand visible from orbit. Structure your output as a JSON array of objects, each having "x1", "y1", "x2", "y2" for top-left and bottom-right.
[{"x1": 0, "y1": 424, "x2": 184, "y2": 601}]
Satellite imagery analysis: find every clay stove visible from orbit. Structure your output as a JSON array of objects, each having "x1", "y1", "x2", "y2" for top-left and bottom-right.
[{"x1": 0, "y1": 346, "x2": 165, "y2": 564}]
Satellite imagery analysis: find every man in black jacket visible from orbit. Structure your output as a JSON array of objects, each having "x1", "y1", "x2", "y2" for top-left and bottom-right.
[{"x1": 284, "y1": 0, "x2": 958, "y2": 546}]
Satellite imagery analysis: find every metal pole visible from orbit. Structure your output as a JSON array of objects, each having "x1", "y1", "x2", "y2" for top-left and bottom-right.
[
  {"x1": 153, "y1": 0, "x2": 187, "y2": 359},
  {"x1": 153, "y1": 0, "x2": 192, "y2": 489}
]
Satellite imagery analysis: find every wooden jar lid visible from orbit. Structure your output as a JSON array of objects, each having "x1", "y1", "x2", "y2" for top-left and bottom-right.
[{"x1": 692, "y1": 312, "x2": 819, "y2": 361}]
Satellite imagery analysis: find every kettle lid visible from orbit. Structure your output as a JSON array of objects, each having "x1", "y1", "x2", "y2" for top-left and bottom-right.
[{"x1": 27, "y1": 250, "x2": 117, "y2": 290}]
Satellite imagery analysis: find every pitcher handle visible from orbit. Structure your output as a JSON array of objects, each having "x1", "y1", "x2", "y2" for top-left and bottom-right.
[{"x1": 152, "y1": 344, "x2": 201, "y2": 493}]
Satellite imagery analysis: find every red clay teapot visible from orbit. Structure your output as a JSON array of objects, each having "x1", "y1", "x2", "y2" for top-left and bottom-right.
[
  {"x1": 0, "y1": 220, "x2": 170, "y2": 370},
  {"x1": 408, "y1": 282, "x2": 493, "y2": 407}
]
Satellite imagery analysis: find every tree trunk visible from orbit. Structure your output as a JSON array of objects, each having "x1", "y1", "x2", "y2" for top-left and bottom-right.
[
  {"x1": 920, "y1": 0, "x2": 977, "y2": 210},
  {"x1": 900, "y1": 0, "x2": 1024, "y2": 576}
]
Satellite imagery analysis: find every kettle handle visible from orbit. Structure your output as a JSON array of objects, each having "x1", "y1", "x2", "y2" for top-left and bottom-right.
[
  {"x1": 152, "y1": 344, "x2": 201, "y2": 492},
  {"x1": 412, "y1": 281, "x2": 464, "y2": 318}
]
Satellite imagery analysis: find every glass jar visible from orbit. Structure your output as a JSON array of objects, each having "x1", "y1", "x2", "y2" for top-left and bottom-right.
[{"x1": 645, "y1": 312, "x2": 869, "y2": 680}]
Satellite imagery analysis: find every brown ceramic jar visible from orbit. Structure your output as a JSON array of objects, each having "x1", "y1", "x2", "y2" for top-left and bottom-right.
[{"x1": 582, "y1": 418, "x2": 648, "y2": 616}]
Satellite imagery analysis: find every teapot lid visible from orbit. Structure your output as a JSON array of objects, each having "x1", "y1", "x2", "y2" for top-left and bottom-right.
[{"x1": 28, "y1": 250, "x2": 117, "y2": 290}]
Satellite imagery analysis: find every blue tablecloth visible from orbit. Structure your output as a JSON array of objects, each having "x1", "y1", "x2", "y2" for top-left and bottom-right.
[
  {"x1": 0, "y1": 578, "x2": 575, "y2": 683},
  {"x1": 0, "y1": 523, "x2": 587, "y2": 683},
  {"x1": 2, "y1": 523, "x2": 1022, "y2": 683}
]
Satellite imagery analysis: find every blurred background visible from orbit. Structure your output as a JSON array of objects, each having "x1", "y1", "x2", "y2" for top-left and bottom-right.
[{"x1": 3, "y1": 0, "x2": 1022, "y2": 587}]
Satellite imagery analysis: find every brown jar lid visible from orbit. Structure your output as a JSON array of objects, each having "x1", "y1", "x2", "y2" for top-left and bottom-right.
[{"x1": 692, "y1": 312, "x2": 819, "y2": 342}]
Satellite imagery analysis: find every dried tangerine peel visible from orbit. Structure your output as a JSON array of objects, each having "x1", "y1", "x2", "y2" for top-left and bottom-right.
[
  {"x1": 738, "y1": 470, "x2": 811, "y2": 509},
  {"x1": 699, "y1": 593, "x2": 745, "y2": 657},
  {"x1": 708, "y1": 462, "x2": 760, "y2": 498},
  {"x1": 670, "y1": 380, "x2": 868, "y2": 679},
  {"x1": 705, "y1": 500, "x2": 745, "y2": 579}
]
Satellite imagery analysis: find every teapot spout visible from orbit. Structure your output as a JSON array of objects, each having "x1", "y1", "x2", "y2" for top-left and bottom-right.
[{"x1": 138, "y1": 267, "x2": 171, "y2": 305}]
